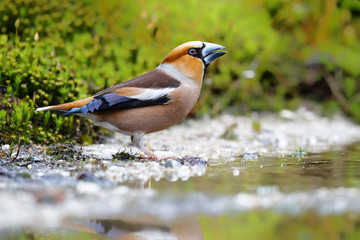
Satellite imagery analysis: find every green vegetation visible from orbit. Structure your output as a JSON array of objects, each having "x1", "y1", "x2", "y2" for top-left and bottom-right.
[
  {"x1": 200, "y1": 211, "x2": 360, "y2": 240},
  {"x1": 1, "y1": 0, "x2": 360, "y2": 145},
  {"x1": 2, "y1": 230, "x2": 108, "y2": 240},
  {"x1": 295, "y1": 147, "x2": 307, "y2": 159},
  {"x1": 112, "y1": 149, "x2": 142, "y2": 161}
]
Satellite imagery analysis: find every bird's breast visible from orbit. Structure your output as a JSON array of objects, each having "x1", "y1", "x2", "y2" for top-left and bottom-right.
[{"x1": 168, "y1": 82, "x2": 201, "y2": 115}]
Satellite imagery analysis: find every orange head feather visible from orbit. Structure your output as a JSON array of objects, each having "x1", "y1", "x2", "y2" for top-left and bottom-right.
[{"x1": 161, "y1": 41, "x2": 226, "y2": 84}]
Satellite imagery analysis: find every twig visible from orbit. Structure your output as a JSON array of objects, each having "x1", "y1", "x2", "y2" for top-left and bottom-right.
[
  {"x1": 9, "y1": 135, "x2": 21, "y2": 163},
  {"x1": 320, "y1": 68, "x2": 350, "y2": 115},
  {"x1": 33, "y1": 91, "x2": 38, "y2": 108}
]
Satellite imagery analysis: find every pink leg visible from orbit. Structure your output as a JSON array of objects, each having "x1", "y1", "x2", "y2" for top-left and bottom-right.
[{"x1": 131, "y1": 132, "x2": 158, "y2": 160}]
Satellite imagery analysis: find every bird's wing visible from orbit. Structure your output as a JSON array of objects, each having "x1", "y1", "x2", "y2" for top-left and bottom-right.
[
  {"x1": 63, "y1": 69, "x2": 181, "y2": 116},
  {"x1": 94, "y1": 68, "x2": 181, "y2": 96}
]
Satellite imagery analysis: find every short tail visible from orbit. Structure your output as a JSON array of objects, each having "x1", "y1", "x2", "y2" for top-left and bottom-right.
[{"x1": 35, "y1": 97, "x2": 94, "y2": 115}]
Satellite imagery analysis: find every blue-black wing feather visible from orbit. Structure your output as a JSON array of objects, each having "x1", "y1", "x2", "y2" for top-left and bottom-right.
[{"x1": 63, "y1": 93, "x2": 169, "y2": 116}]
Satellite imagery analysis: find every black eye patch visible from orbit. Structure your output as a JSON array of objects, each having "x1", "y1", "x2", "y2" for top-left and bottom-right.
[{"x1": 187, "y1": 48, "x2": 202, "y2": 58}]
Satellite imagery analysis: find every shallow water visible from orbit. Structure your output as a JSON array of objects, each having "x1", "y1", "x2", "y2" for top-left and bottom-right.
[
  {"x1": 156, "y1": 144, "x2": 360, "y2": 195},
  {"x1": 1, "y1": 142, "x2": 360, "y2": 239}
]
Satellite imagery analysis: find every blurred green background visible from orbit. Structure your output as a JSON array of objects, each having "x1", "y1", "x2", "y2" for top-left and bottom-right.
[{"x1": 1, "y1": 0, "x2": 360, "y2": 145}]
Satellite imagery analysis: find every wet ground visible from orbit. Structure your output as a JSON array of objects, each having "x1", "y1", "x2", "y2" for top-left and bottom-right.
[{"x1": 1, "y1": 110, "x2": 360, "y2": 239}]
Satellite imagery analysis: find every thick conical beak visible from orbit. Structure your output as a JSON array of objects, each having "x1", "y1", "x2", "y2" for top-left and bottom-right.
[{"x1": 202, "y1": 42, "x2": 227, "y2": 65}]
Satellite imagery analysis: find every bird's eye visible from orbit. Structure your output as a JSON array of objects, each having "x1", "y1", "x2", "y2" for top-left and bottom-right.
[{"x1": 188, "y1": 48, "x2": 197, "y2": 56}]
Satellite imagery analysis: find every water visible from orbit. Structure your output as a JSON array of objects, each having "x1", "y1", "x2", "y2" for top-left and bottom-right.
[{"x1": 1, "y1": 143, "x2": 360, "y2": 239}]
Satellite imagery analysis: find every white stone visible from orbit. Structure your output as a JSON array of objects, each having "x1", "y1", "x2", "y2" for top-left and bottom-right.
[{"x1": 1, "y1": 144, "x2": 10, "y2": 151}]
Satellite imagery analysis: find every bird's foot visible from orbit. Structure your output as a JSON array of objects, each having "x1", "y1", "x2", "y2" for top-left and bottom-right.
[
  {"x1": 139, "y1": 143, "x2": 158, "y2": 161},
  {"x1": 139, "y1": 152, "x2": 159, "y2": 161}
]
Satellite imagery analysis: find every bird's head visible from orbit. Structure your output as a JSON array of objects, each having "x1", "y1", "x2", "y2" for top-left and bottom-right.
[{"x1": 161, "y1": 41, "x2": 226, "y2": 83}]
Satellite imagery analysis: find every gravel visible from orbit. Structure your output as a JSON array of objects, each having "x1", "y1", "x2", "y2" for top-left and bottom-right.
[{"x1": 82, "y1": 108, "x2": 360, "y2": 160}]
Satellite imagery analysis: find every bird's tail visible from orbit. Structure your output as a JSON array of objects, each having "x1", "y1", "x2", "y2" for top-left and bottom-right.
[{"x1": 35, "y1": 97, "x2": 94, "y2": 113}]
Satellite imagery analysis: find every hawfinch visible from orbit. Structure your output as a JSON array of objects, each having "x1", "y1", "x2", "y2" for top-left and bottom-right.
[{"x1": 36, "y1": 41, "x2": 227, "y2": 159}]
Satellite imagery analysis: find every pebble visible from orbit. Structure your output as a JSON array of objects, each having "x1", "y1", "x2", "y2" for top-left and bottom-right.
[
  {"x1": 177, "y1": 165, "x2": 191, "y2": 181},
  {"x1": 77, "y1": 172, "x2": 95, "y2": 180},
  {"x1": 30, "y1": 156, "x2": 42, "y2": 162},
  {"x1": 76, "y1": 182, "x2": 101, "y2": 195},
  {"x1": 163, "y1": 159, "x2": 182, "y2": 169},
  {"x1": 279, "y1": 109, "x2": 296, "y2": 120},
  {"x1": 154, "y1": 150, "x2": 177, "y2": 159},
  {"x1": 242, "y1": 152, "x2": 258, "y2": 160},
  {"x1": 0, "y1": 167, "x2": 12, "y2": 178},
  {"x1": 1, "y1": 144, "x2": 10, "y2": 151},
  {"x1": 233, "y1": 169, "x2": 240, "y2": 176},
  {"x1": 165, "y1": 172, "x2": 179, "y2": 182}
]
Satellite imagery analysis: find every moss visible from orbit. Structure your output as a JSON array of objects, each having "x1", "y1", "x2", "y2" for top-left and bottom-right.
[
  {"x1": 17, "y1": 171, "x2": 31, "y2": 179},
  {"x1": 46, "y1": 143, "x2": 85, "y2": 161},
  {"x1": 112, "y1": 150, "x2": 141, "y2": 161}
]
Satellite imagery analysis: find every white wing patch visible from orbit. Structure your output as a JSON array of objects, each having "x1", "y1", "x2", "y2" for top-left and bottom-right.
[{"x1": 131, "y1": 87, "x2": 176, "y2": 101}]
